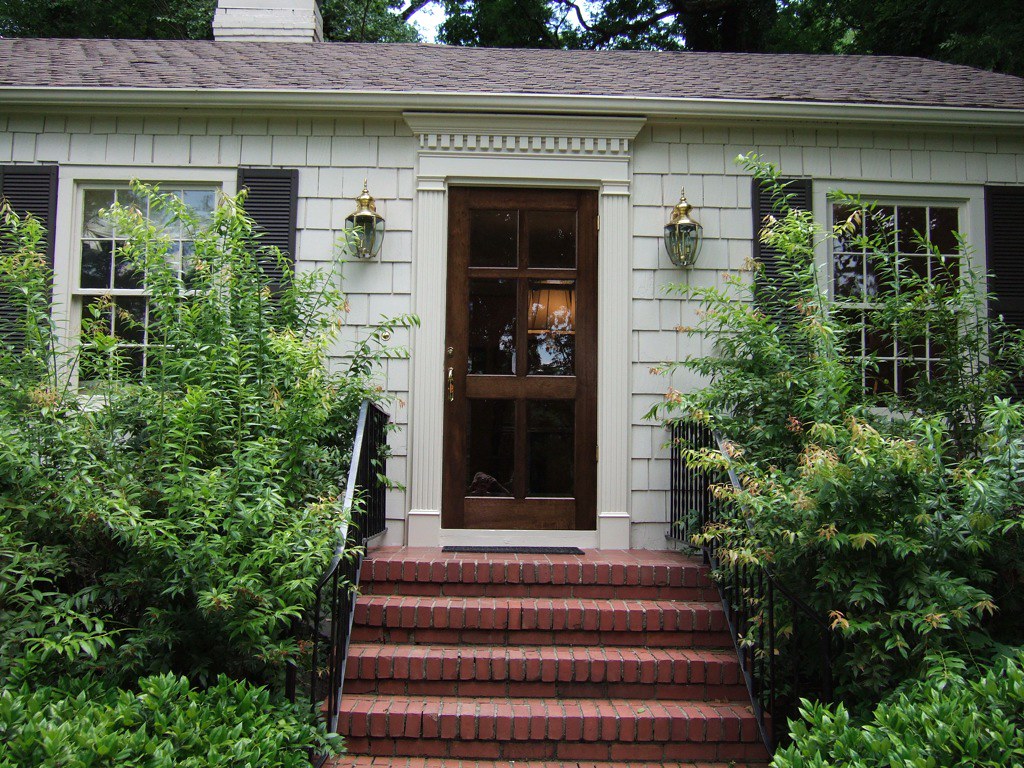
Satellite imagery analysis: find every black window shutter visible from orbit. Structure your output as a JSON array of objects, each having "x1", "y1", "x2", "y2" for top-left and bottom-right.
[
  {"x1": 0, "y1": 165, "x2": 59, "y2": 349},
  {"x1": 986, "y1": 185, "x2": 1024, "y2": 394},
  {"x1": 751, "y1": 177, "x2": 812, "y2": 313},
  {"x1": 237, "y1": 168, "x2": 298, "y2": 291}
]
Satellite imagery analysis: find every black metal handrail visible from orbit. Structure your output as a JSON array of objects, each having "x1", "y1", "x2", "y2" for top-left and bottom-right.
[
  {"x1": 287, "y1": 399, "x2": 389, "y2": 766},
  {"x1": 669, "y1": 418, "x2": 834, "y2": 752}
]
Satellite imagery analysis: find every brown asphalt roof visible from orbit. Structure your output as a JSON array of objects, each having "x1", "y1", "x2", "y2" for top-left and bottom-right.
[{"x1": 1, "y1": 38, "x2": 1022, "y2": 110}]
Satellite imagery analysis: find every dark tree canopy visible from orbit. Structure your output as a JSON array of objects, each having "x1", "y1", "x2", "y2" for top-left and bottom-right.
[
  {"x1": 0, "y1": 0, "x2": 419, "y2": 42},
  {"x1": 0, "y1": 0, "x2": 1021, "y2": 76},
  {"x1": 0, "y1": 0, "x2": 219, "y2": 39}
]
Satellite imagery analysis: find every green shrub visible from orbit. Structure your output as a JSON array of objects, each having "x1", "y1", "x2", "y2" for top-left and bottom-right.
[
  {"x1": 0, "y1": 673, "x2": 342, "y2": 768},
  {"x1": 772, "y1": 651, "x2": 1024, "y2": 768},
  {"x1": 651, "y1": 154, "x2": 1024, "y2": 702},
  {"x1": 0, "y1": 183, "x2": 414, "y2": 691}
]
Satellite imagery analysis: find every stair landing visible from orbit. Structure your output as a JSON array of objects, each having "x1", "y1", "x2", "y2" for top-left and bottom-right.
[{"x1": 328, "y1": 547, "x2": 769, "y2": 768}]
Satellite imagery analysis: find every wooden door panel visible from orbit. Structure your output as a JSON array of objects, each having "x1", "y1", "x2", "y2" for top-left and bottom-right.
[{"x1": 443, "y1": 187, "x2": 597, "y2": 531}]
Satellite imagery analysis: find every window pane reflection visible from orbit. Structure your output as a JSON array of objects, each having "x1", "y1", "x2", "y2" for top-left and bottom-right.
[
  {"x1": 466, "y1": 399, "x2": 515, "y2": 497},
  {"x1": 527, "y1": 280, "x2": 575, "y2": 375},
  {"x1": 468, "y1": 279, "x2": 516, "y2": 374},
  {"x1": 528, "y1": 210, "x2": 576, "y2": 268},
  {"x1": 470, "y1": 210, "x2": 518, "y2": 267},
  {"x1": 528, "y1": 400, "x2": 574, "y2": 496}
]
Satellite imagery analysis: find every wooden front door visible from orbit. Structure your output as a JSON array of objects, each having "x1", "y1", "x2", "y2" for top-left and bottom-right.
[{"x1": 442, "y1": 188, "x2": 598, "y2": 530}]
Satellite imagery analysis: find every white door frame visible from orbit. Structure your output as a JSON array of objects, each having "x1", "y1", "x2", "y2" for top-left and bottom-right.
[{"x1": 403, "y1": 113, "x2": 644, "y2": 549}]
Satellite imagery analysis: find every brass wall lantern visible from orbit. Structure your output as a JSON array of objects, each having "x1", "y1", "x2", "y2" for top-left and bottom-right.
[
  {"x1": 344, "y1": 180, "x2": 385, "y2": 259},
  {"x1": 664, "y1": 189, "x2": 703, "y2": 267}
]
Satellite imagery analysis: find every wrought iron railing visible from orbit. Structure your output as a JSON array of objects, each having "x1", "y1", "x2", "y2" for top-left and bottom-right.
[
  {"x1": 287, "y1": 400, "x2": 389, "y2": 765},
  {"x1": 669, "y1": 418, "x2": 834, "y2": 752}
]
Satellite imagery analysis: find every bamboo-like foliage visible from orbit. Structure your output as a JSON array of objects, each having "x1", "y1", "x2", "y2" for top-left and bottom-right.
[{"x1": 652, "y1": 154, "x2": 1024, "y2": 705}]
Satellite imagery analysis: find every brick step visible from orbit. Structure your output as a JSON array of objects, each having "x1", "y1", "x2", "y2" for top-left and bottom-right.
[
  {"x1": 345, "y1": 644, "x2": 748, "y2": 700},
  {"x1": 351, "y1": 596, "x2": 731, "y2": 647},
  {"x1": 331, "y1": 758, "x2": 769, "y2": 768},
  {"x1": 360, "y1": 550, "x2": 715, "y2": 600},
  {"x1": 337, "y1": 695, "x2": 767, "y2": 762}
]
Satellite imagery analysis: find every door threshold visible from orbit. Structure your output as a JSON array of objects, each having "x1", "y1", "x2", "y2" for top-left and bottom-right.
[{"x1": 438, "y1": 528, "x2": 599, "y2": 549}]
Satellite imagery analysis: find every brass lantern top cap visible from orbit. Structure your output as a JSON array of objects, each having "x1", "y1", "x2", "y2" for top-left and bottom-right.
[
  {"x1": 668, "y1": 190, "x2": 699, "y2": 227},
  {"x1": 350, "y1": 179, "x2": 383, "y2": 220}
]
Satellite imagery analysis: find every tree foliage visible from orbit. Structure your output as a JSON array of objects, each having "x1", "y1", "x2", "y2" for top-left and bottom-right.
[
  {"x1": 0, "y1": 0, "x2": 419, "y2": 42},
  {"x1": 2, "y1": 0, "x2": 1020, "y2": 75}
]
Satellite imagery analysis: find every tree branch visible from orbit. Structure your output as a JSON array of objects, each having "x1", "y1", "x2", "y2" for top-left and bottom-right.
[
  {"x1": 400, "y1": 0, "x2": 434, "y2": 22},
  {"x1": 551, "y1": 0, "x2": 595, "y2": 32}
]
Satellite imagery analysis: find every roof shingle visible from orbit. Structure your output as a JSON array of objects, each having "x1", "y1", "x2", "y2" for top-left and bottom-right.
[{"x1": 1, "y1": 39, "x2": 1022, "y2": 111}]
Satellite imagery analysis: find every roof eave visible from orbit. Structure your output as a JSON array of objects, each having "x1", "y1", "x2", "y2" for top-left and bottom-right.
[{"x1": 2, "y1": 87, "x2": 1023, "y2": 128}]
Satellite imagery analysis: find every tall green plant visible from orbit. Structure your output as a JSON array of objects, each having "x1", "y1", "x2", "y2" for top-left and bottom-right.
[
  {"x1": 0, "y1": 182, "x2": 415, "y2": 692},
  {"x1": 651, "y1": 154, "x2": 1024, "y2": 703}
]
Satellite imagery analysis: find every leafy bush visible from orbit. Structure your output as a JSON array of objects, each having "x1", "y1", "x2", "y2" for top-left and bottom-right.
[
  {"x1": 0, "y1": 673, "x2": 341, "y2": 768},
  {"x1": 0, "y1": 182, "x2": 411, "y2": 761},
  {"x1": 652, "y1": 155, "x2": 1024, "y2": 702},
  {"x1": 772, "y1": 651, "x2": 1024, "y2": 767}
]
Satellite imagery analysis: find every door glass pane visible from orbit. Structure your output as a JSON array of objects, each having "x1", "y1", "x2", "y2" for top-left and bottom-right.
[
  {"x1": 468, "y1": 279, "x2": 516, "y2": 374},
  {"x1": 467, "y1": 399, "x2": 515, "y2": 497},
  {"x1": 470, "y1": 210, "x2": 518, "y2": 267},
  {"x1": 528, "y1": 210, "x2": 576, "y2": 268},
  {"x1": 527, "y1": 279, "x2": 575, "y2": 375},
  {"x1": 528, "y1": 400, "x2": 574, "y2": 496}
]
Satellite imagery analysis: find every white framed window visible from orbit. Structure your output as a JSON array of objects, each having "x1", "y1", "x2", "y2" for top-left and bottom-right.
[
  {"x1": 829, "y1": 200, "x2": 963, "y2": 396},
  {"x1": 51, "y1": 167, "x2": 237, "y2": 387},
  {"x1": 73, "y1": 185, "x2": 218, "y2": 382}
]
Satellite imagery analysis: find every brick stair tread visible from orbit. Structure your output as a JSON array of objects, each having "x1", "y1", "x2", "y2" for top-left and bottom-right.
[
  {"x1": 354, "y1": 595, "x2": 726, "y2": 632},
  {"x1": 337, "y1": 761, "x2": 765, "y2": 767},
  {"x1": 346, "y1": 643, "x2": 742, "y2": 685},
  {"x1": 361, "y1": 549, "x2": 712, "y2": 589},
  {"x1": 337, "y1": 694, "x2": 761, "y2": 743}
]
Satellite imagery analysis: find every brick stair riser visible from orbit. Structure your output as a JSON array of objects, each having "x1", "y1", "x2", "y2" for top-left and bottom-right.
[
  {"x1": 334, "y1": 758, "x2": 768, "y2": 768},
  {"x1": 344, "y1": 646, "x2": 748, "y2": 700},
  {"x1": 338, "y1": 702, "x2": 758, "y2": 744},
  {"x1": 342, "y1": 737, "x2": 769, "y2": 763},
  {"x1": 353, "y1": 599, "x2": 728, "y2": 634},
  {"x1": 351, "y1": 626, "x2": 733, "y2": 647},
  {"x1": 362, "y1": 582, "x2": 718, "y2": 600},
  {"x1": 360, "y1": 560, "x2": 715, "y2": 592},
  {"x1": 345, "y1": 678, "x2": 748, "y2": 700}
]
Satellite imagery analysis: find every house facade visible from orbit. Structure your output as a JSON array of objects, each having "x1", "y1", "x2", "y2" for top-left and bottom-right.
[{"x1": 2, "y1": 3, "x2": 1023, "y2": 551}]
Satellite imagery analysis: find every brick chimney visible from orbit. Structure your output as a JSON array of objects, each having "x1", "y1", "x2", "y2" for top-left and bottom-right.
[{"x1": 213, "y1": 0, "x2": 323, "y2": 42}]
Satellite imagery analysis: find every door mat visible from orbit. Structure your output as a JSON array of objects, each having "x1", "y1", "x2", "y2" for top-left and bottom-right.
[{"x1": 442, "y1": 546, "x2": 585, "y2": 555}]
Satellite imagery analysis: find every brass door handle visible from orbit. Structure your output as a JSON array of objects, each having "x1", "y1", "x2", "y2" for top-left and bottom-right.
[{"x1": 447, "y1": 366, "x2": 454, "y2": 402}]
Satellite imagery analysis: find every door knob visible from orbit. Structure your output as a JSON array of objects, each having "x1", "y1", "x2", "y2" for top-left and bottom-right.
[{"x1": 447, "y1": 366, "x2": 454, "y2": 402}]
